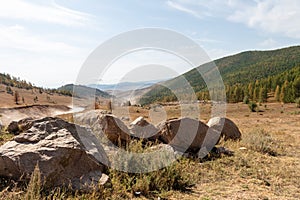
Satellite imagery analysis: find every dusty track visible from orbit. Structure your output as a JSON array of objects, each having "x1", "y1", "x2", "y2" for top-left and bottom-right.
[{"x1": 0, "y1": 104, "x2": 70, "y2": 125}]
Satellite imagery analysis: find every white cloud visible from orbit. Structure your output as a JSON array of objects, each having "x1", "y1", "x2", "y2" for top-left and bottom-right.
[
  {"x1": 166, "y1": 0, "x2": 204, "y2": 19},
  {"x1": 167, "y1": 0, "x2": 230, "y2": 18},
  {"x1": 167, "y1": 0, "x2": 300, "y2": 39},
  {"x1": 0, "y1": 0, "x2": 93, "y2": 27},
  {"x1": 228, "y1": 0, "x2": 300, "y2": 38}
]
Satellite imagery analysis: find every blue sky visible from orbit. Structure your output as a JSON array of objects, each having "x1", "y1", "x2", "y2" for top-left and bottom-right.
[{"x1": 0, "y1": 0, "x2": 299, "y2": 88}]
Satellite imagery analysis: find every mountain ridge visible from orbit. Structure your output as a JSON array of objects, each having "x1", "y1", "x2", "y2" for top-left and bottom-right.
[
  {"x1": 57, "y1": 84, "x2": 112, "y2": 99},
  {"x1": 139, "y1": 45, "x2": 300, "y2": 105}
]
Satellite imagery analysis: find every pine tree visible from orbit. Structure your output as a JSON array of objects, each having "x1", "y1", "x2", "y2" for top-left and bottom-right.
[
  {"x1": 274, "y1": 85, "x2": 280, "y2": 102},
  {"x1": 248, "y1": 83, "x2": 253, "y2": 100},
  {"x1": 234, "y1": 85, "x2": 243, "y2": 102},
  {"x1": 253, "y1": 86, "x2": 260, "y2": 102},
  {"x1": 280, "y1": 80, "x2": 293, "y2": 103},
  {"x1": 14, "y1": 91, "x2": 20, "y2": 104},
  {"x1": 107, "y1": 100, "x2": 112, "y2": 112},
  {"x1": 293, "y1": 77, "x2": 300, "y2": 98},
  {"x1": 259, "y1": 86, "x2": 268, "y2": 102}
]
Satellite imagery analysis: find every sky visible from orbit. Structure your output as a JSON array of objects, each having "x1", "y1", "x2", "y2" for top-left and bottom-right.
[{"x1": 0, "y1": 0, "x2": 299, "y2": 88}]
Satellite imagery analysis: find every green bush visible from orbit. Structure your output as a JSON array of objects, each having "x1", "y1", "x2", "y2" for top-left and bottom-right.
[
  {"x1": 295, "y1": 98, "x2": 300, "y2": 108},
  {"x1": 243, "y1": 96, "x2": 249, "y2": 104},
  {"x1": 248, "y1": 101, "x2": 257, "y2": 112}
]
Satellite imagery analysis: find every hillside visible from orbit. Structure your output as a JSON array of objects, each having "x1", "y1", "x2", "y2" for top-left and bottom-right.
[
  {"x1": 139, "y1": 46, "x2": 300, "y2": 105},
  {"x1": 0, "y1": 73, "x2": 74, "y2": 108},
  {"x1": 57, "y1": 84, "x2": 112, "y2": 99},
  {"x1": 0, "y1": 83, "x2": 73, "y2": 108}
]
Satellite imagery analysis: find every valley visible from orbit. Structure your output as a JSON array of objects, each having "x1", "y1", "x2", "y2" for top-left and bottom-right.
[{"x1": 0, "y1": 46, "x2": 299, "y2": 199}]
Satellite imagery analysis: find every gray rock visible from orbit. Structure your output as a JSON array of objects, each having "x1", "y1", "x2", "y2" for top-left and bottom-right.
[
  {"x1": 207, "y1": 117, "x2": 242, "y2": 141},
  {"x1": 98, "y1": 114, "x2": 131, "y2": 146},
  {"x1": 129, "y1": 117, "x2": 158, "y2": 139},
  {"x1": 155, "y1": 117, "x2": 218, "y2": 154},
  {"x1": 74, "y1": 111, "x2": 131, "y2": 147},
  {"x1": 0, "y1": 117, "x2": 109, "y2": 190},
  {"x1": 120, "y1": 116, "x2": 130, "y2": 121}
]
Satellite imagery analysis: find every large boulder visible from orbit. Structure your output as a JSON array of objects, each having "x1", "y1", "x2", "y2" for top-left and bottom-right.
[
  {"x1": 0, "y1": 117, "x2": 109, "y2": 190},
  {"x1": 74, "y1": 111, "x2": 131, "y2": 147},
  {"x1": 129, "y1": 117, "x2": 159, "y2": 139},
  {"x1": 97, "y1": 114, "x2": 131, "y2": 146},
  {"x1": 154, "y1": 118, "x2": 219, "y2": 154},
  {"x1": 207, "y1": 117, "x2": 242, "y2": 141}
]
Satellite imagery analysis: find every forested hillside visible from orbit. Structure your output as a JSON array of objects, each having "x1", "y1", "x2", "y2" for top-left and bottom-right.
[
  {"x1": 139, "y1": 46, "x2": 300, "y2": 105},
  {"x1": 0, "y1": 73, "x2": 72, "y2": 96}
]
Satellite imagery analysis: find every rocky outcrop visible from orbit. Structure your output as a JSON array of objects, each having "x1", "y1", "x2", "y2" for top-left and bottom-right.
[
  {"x1": 0, "y1": 112, "x2": 240, "y2": 191},
  {"x1": 207, "y1": 117, "x2": 242, "y2": 141},
  {"x1": 0, "y1": 117, "x2": 108, "y2": 190}
]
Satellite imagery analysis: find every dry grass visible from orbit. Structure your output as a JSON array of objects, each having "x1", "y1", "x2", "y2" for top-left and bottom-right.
[
  {"x1": 0, "y1": 84, "x2": 73, "y2": 108},
  {"x1": 0, "y1": 102, "x2": 299, "y2": 199},
  {"x1": 0, "y1": 127, "x2": 299, "y2": 199},
  {"x1": 0, "y1": 128, "x2": 14, "y2": 146},
  {"x1": 171, "y1": 129, "x2": 300, "y2": 200}
]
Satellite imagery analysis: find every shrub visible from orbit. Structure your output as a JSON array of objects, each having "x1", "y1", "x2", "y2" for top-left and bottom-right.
[
  {"x1": 107, "y1": 140, "x2": 194, "y2": 198},
  {"x1": 242, "y1": 129, "x2": 280, "y2": 156},
  {"x1": 295, "y1": 98, "x2": 300, "y2": 108},
  {"x1": 248, "y1": 101, "x2": 257, "y2": 112},
  {"x1": 108, "y1": 158, "x2": 194, "y2": 198},
  {"x1": 243, "y1": 96, "x2": 249, "y2": 104}
]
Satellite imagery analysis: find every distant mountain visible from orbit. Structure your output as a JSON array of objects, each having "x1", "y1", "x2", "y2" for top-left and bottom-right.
[
  {"x1": 89, "y1": 79, "x2": 166, "y2": 92},
  {"x1": 139, "y1": 46, "x2": 300, "y2": 105},
  {"x1": 57, "y1": 84, "x2": 112, "y2": 98}
]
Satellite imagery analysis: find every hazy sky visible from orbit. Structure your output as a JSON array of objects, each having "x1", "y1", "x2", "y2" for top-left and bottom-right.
[{"x1": 0, "y1": 0, "x2": 299, "y2": 88}]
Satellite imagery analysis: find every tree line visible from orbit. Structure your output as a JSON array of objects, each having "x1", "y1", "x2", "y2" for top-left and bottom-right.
[{"x1": 196, "y1": 66, "x2": 300, "y2": 103}]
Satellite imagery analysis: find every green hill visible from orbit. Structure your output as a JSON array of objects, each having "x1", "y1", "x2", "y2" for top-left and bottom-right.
[
  {"x1": 57, "y1": 84, "x2": 112, "y2": 99},
  {"x1": 139, "y1": 46, "x2": 300, "y2": 105}
]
